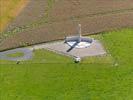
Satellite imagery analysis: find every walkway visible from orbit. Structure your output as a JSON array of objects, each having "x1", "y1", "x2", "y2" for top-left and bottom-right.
[{"x1": 0, "y1": 48, "x2": 33, "y2": 61}]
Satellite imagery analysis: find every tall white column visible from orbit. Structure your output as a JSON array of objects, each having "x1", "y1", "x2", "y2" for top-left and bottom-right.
[{"x1": 78, "y1": 24, "x2": 81, "y2": 43}]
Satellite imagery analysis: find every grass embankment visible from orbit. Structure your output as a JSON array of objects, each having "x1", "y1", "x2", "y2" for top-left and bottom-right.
[
  {"x1": 0, "y1": 0, "x2": 29, "y2": 32},
  {"x1": 0, "y1": 28, "x2": 133, "y2": 100}
]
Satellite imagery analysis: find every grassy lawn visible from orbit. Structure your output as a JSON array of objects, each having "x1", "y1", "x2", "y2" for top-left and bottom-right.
[
  {"x1": 0, "y1": 28, "x2": 133, "y2": 100},
  {"x1": 0, "y1": 0, "x2": 28, "y2": 32},
  {"x1": 7, "y1": 52, "x2": 24, "y2": 58}
]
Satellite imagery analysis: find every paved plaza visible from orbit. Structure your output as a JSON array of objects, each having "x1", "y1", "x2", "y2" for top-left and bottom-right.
[{"x1": 33, "y1": 40, "x2": 106, "y2": 58}]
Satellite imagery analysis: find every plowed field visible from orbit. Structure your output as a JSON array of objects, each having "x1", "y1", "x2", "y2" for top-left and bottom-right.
[{"x1": 0, "y1": 0, "x2": 133, "y2": 51}]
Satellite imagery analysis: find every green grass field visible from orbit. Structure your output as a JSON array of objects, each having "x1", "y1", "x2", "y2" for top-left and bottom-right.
[
  {"x1": 0, "y1": 28, "x2": 133, "y2": 100},
  {"x1": 7, "y1": 52, "x2": 24, "y2": 58}
]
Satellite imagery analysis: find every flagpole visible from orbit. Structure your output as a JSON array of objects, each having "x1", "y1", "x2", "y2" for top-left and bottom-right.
[{"x1": 78, "y1": 24, "x2": 81, "y2": 43}]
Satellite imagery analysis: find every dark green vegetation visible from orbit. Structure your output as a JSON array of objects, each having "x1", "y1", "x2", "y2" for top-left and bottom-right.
[{"x1": 0, "y1": 28, "x2": 133, "y2": 100}]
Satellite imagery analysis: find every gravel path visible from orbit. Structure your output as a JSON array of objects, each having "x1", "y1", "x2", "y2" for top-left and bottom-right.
[{"x1": 0, "y1": 48, "x2": 33, "y2": 61}]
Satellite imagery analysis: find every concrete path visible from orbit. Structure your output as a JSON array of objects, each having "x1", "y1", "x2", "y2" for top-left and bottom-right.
[
  {"x1": 0, "y1": 39, "x2": 106, "y2": 61},
  {"x1": 31, "y1": 40, "x2": 106, "y2": 58},
  {"x1": 0, "y1": 48, "x2": 33, "y2": 61}
]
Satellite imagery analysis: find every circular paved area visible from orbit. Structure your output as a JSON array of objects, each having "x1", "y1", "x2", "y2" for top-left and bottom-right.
[
  {"x1": 0, "y1": 48, "x2": 33, "y2": 61},
  {"x1": 67, "y1": 41, "x2": 92, "y2": 48}
]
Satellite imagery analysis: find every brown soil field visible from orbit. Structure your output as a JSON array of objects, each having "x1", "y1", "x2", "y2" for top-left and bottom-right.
[
  {"x1": 5, "y1": 0, "x2": 48, "y2": 31},
  {"x1": 0, "y1": 0, "x2": 133, "y2": 51},
  {"x1": 48, "y1": 0, "x2": 133, "y2": 22},
  {"x1": 0, "y1": 11, "x2": 133, "y2": 51},
  {"x1": 0, "y1": 0, "x2": 29, "y2": 32},
  {"x1": 5, "y1": 0, "x2": 133, "y2": 31}
]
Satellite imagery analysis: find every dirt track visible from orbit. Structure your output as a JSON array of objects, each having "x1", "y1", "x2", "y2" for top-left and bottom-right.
[{"x1": 0, "y1": 0, "x2": 133, "y2": 51}]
